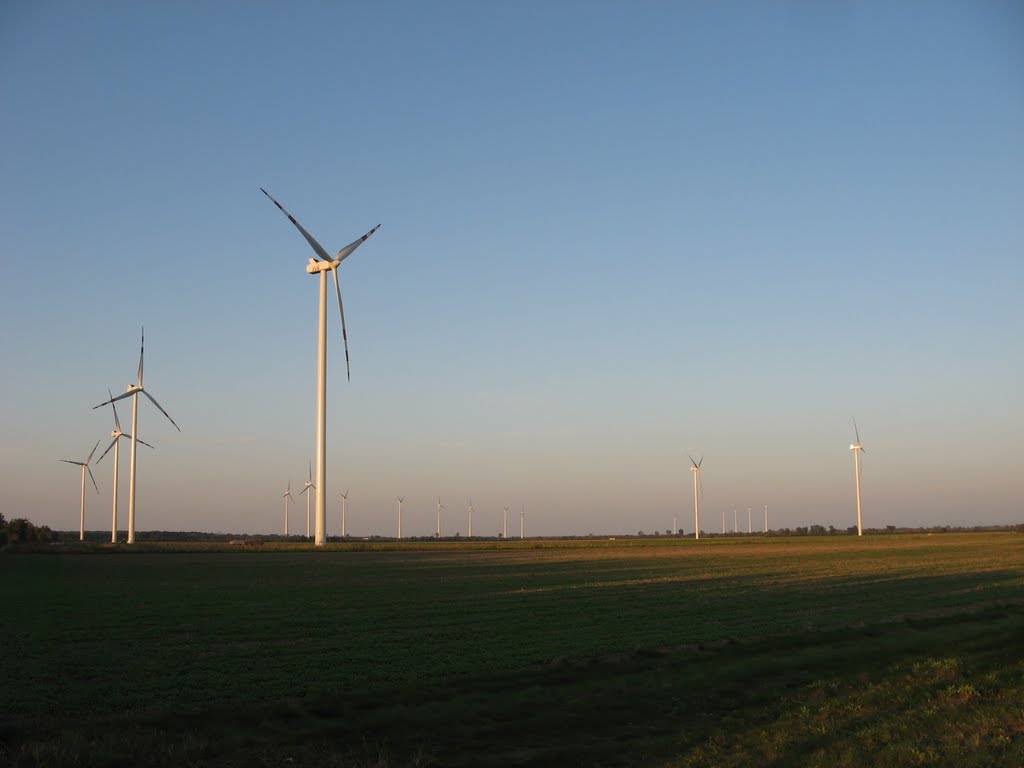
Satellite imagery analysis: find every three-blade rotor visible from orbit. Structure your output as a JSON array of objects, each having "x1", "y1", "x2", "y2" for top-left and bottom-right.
[
  {"x1": 61, "y1": 439, "x2": 101, "y2": 494},
  {"x1": 260, "y1": 187, "x2": 380, "y2": 382},
  {"x1": 92, "y1": 331, "x2": 180, "y2": 432},
  {"x1": 96, "y1": 388, "x2": 154, "y2": 463}
]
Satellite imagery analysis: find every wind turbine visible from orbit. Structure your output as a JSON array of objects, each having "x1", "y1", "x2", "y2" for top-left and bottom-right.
[
  {"x1": 396, "y1": 496, "x2": 404, "y2": 539},
  {"x1": 340, "y1": 488, "x2": 349, "y2": 538},
  {"x1": 689, "y1": 456, "x2": 703, "y2": 540},
  {"x1": 436, "y1": 497, "x2": 445, "y2": 538},
  {"x1": 503, "y1": 506, "x2": 509, "y2": 539},
  {"x1": 95, "y1": 388, "x2": 153, "y2": 543},
  {"x1": 467, "y1": 499, "x2": 474, "y2": 538},
  {"x1": 300, "y1": 462, "x2": 315, "y2": 539},
  {"x1": 93, "y1": 330, "x2": 179, "y2": 544},
  {"x1": 763, "y1": 504, "x2": 768, "y2": 533},
  {"x1": 850, "y1": 420, "x2": 866, "y2": 536},
  {"x1": 747, "y1": 506, "x2": 752, "y2": 534},
  {"x1": 61, "y1": 440, "x2": 100, "y2": 541},
  {"x1": 261, "y1": 188, "x2": 379, "y2": 547},
  {"x1": 520, "y1": 505, "x2": 525, "y2": 540},
  {"x1": 282, "y1": 481, "x2": 294, "y2": 536}
]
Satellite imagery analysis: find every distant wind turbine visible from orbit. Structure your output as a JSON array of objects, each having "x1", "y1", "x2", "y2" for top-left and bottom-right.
[
  {"x1": 300, "y1": 462, "x2": 316, "y2": 539},
  {"x1": 502, "y1": 506, "x2": 509, "y2": 539},
  {"x1": 436, "y1": 497, "x2": 445, "y2": 538},
  {"x1": 520, "y1": 505, "x2": 525, "y2": 540},
  {"x1": 850, "y1": 420, "x2": 866, "y2": 536},
  {"x1": 763, "y1": 504, "x2": 768, "y2": 533},
  {"x1": 396, "y1": 496, "x2": 404, "y2": 539},
  {"x1": 689, "y1": 456, "x2": 703, "y2": 540},
  {"x1": 93, "y1": 329, "x2": 179, "y2": 544},
  {"x1": 61, "y1": 440, "x2": 100, "y2": 541},
  {"x1": 467, "y1": 499, "x2": 474, "y2": 538},
  {"x1": 95, "y1": 388, "x2": 153, "y2": 543},
  {"x1": 282, "y1": 481, "x2": 294, "y2": 536},
  {"x1": 261, "y1": 188, "x2": 380, "y2": 547},
  {"x1": 747, "y1": 506, "x2": 752, "y2": 534},
  {"x1": 340, "y1": 488, "x2": 349, "y2": 538}
]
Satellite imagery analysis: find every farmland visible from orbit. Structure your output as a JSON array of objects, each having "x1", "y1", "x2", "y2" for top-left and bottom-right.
[{"x1": 2, "y1": 533, "x2": 1023, "y2": 766}]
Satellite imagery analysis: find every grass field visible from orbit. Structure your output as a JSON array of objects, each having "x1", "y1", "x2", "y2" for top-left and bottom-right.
[{"x1": 2, "y1": 534, "x2": 1023, "y2": 766}]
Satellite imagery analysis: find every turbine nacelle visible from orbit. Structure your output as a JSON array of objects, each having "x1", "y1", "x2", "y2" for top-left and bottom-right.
[{"x1": 306, "y1": 258, "x2": 339, "y2": 274}]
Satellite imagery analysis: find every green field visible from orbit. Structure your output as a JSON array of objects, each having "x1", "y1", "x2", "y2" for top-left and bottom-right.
[{"x1": 3, "y1": 534, "x2": 1023, "y2": 766}]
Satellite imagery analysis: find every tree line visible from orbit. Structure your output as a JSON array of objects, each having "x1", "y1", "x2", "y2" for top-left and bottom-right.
[{"x1": 0, "y1": 513, "x2": 57, "y2": 547}]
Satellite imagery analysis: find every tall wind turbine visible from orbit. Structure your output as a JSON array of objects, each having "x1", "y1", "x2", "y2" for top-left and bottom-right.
[
  {"x1": 520, "y1": 505, "x2": 525, "y2": 540},
  {"x1": 93, "y1": 330, "x2": 179, "y2": 544},
  {"x1": 261, "y1": 188, "x2": 379, "y2": 547},
  {"x1": 300, "y1": 462, "x2": 315, "y2": 539},
  {"x1": 396, "y1": 496, "x2": 404, "y2": 539},
  {"x1": 61, "y1": 440, "x2": 100, "y2": 541},
  {"x1": 763, "y1": 504, "x2": 768, "y2": 533},
  {"x1": 689, "y1": 456, "x2": 703, "y2": 540},
  {"x1": 467, "y1": 499, "x2": 474, "y2": 538},
  {"x1": 503, "y1": 506, "x2": 509, "y2": 539},
  {"x1": 96, "y1": 388, "x2": 153, "y2": 543},
  {"x1": 747, "y1": 506, "x2": 752, "y2": 534},
  {"x1": 282, "y1": 481, "x2": 294, "y2": 536},
  {"x1": 850, "y1": 421, "x2": 866, "y2": 536},
  {"x1": 436, "y1": 497, "x2": 445, "y2": 538},
  {"x1": 340, "y1": 489, "x2": 349, "y2": 538}
]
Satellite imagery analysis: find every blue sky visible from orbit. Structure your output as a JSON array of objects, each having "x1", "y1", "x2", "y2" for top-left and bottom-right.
[{"x1": 2, "y1": 1, "x2": 1022, "y2": 537}]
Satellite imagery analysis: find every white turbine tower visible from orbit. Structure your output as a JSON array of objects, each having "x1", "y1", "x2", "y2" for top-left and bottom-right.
[
  {"x1": 396, "y1": 496, "x2": 404, "y2": 539},
  {"x1": 520, "y1": 505, "x2": 525, "y2": 540},
  {"x1": 436, "y1": 497, "x2": 445, "y2": 538},
  {"x1": 282, "y1": 481, "x2": 295, "y2": 536},
  {"x1": 763, "y1": 504, "x2": 768, "y2": 533},
  {"x1": 340, "y1": 489, "x2": 349, "y2": 538},
  {"x1": 850, "y1": 420, "x2": 866, "y2": 536},
  {"x1": 467, "y1": 499, "x2": 474, "y2": 539},
  {"x1": 93, "y1": 330, "x2": 179, "y2": 544},
  {"x1": 61, "y1": 440, "x2": 100, "y2": 541},
  {"x1": 96, "y1": 388, "x2": 153, "y2": 543},
  {"x1": 747, "y1": 506, "x2": 752, "y2": 534},
  {"x1": 689, "y1": 456, "x2": 703, "y2": 540},
  {"x1": 300, "y1": 462, "x2": 316, "y2": 539},
  {"x1": 261, "y1": 188, "x2": 379, "y2": 547},
  {"x1": 503, "y1": 506, "x2": 509, "y2": 539}
]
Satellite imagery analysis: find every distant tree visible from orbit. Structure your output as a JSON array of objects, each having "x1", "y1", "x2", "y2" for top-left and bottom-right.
[{"x1": 3, "y1": 518, "x2": 55, "y2": 545}]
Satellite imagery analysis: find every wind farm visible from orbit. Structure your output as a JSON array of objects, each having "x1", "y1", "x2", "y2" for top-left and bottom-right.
[{"x1": 4, "y1": 3, "x2": 1022, "y2": 767}]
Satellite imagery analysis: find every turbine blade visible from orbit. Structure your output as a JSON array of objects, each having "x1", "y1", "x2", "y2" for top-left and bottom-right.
[
  {"x1": 93, "y1": 390, "x2": 135, "y2": 409},
  {"x1": 96, "y1": 438, "x2": 118, "y2": 464},
  {"x1": 135, "y1": 437, "x2": 156, "y2": 450},
  {"x1": 698, "y1": 456, "x2": 703, "y2": 468},
  {"x1": 108, "y1": 388, "x2": 123, "y2": 432},
  {"x1": 331, "y1": 267, "x2": 351, "y2": 382},
  {"x1": 138, "y1": 328, "x2": 145, "y2": 386},
  {"x1": 86, "y1": 439, "x2": 100, "y2": 464},
  {"x1": 87, "y1": 466, "x2": 99, "y2": 494},
  {"x1": 260, "y1": 188, "x2": 332, "y2": 261},
  {"x1": 689, "y1": 455, "x2": 697, "y2": 468},
  {"x1": 142, "y1": 390, "x2": 181, "y2": 432},
  {"x1": 334, "y1": 224, "x2": 380, "y2": 263},
  {"x1": 60, "y1": 459, "x2": 84, "y2": 466},
  {"x1": 853, "y1": 418, "x2": 862, "y2": 447}
]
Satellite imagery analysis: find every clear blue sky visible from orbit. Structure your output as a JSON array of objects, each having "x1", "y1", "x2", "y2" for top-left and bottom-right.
[{"x1": 3, "y1": 1, "x2": 1022, "y2": 537}]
